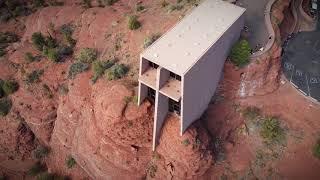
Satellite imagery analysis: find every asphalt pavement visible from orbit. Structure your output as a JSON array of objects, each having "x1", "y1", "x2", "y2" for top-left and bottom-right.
[{"x1": 236, "y1": 0, "x2": 270, "y2": 50}]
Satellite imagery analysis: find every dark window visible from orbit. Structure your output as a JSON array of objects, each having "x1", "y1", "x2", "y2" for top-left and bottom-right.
[
  {"x1": 149, "y1": 61, "x2": 159, "y2": 69},
  {"x1": 169, "y1": 98, "x2": 181, "y2": 116},
  {"x1": 147, "y1": 87, "x2": 156, "y2": 102},
  {"x1": 170, "y1": 72, "x2": 181, "y2": 81}
]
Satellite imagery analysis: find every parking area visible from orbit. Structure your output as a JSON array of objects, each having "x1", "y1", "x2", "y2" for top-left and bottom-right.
[
  {"x1": 236, "y1": 0, "x2": 270, "y2": 51},
  {"x1": 282, "y1": 31, "x2": 320, "y2": 101}
]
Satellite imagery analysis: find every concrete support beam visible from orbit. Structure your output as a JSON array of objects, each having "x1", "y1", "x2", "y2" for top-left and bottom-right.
[
  {"x1": 138, "y1": 82, "x2": 148, "y2": 106},
  {"x1": 152, "y1": 92, "x2": 169, "y2": 151}
]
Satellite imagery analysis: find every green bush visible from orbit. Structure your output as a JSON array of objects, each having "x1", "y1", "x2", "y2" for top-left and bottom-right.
[
  {"x1": 32, "y1": 32, "x2": 47, "y2": 51},
  {"x1": 0, "y1": 98, "x2": 12, "y2": 117},
  {"x1": 136, "y1": 4, "x2": 145, "y2": 12},
  {"x1": 33, "y1": 145, "x2": 50, "y2": 159},
  {"x1": 146, "y1": 164, "x2": 157, "y2": 178},
  {"x1": 91, "y1": 60, "x2": 115, "y2": 83},
  {"x1": 128, "y1": 15, "x2": 141, "y2": 30},
  {"x1": 45, "y1": 36, "x2": 57, "y2": 49},
  {"x1": 65, "y1": 156, "x2": 76, "y2": 169},
  {"x1": 76, "y1": 48, "x2": 97, "y2": 63},
  {"x1": 143, "y1": 34, "x2": 161, "y2": 48},
  {"x1": 243, "y1": 106, "x2": 261, "y2": 121},
  {"x1": 230, "y1": 39, "x2": 251, "y2": 67},
  {"x1": 0, "y1": 32, "x2": 19, "y2": 44},
  {"x1": 0, "y1": 49, "x2": 5, "y2": 57},
  {"x1": 28, "y1": 162, "x2": 45, "y2": 176},
  {"x1": 68, "y1": 62, "x2": 89, "y2": 79},
  {"x1": 60, "y1": 24, "x2": 76, "y2": 47},
  {"x1": 37, "y1": 172, "x2": 54, "y2": 180},
  {"x1": 0, "y1": 80, "x2": 4, "y2": 98},
  {"x1": 45, "y1": 48, "x2": 59, "y2": 62},
  {"x1": 313, "y1": 139, "x2": 320, "y2": 159},
  {"x1": 25, "y1": 52, "x2": 36, "y2": 63},
  {"x1": 26, "y1": 70, "x2": 44, "y2": 84},
  {"x1": 33, "y1": 0, "x2": 45, "y2": 7},
  {"x1": 106, "y1": 64, "x2": 128, "y2": 80},
  {"x1": 161, "y1": 0, "x2": 169, "y2": 8},
  {"x1": 2, "y1": 80, "x2": 19, "y2": 95},
  {"x1": 260, "y1": 117, "x2": 284, "y2": 144},
  {"x1": 99, "y1": 0, "x2": 119, "y2": 6},
  {"x1": 181, "y1": 139, "x2": 190, "y2": 146},
  {"x1": 82, "y1": 0, "x2": 92, "y2": 8}
]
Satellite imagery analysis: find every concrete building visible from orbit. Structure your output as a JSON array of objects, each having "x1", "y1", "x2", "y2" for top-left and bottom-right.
[{"x1": 138, "y1": 0, "x2": 245, "y2": 150}]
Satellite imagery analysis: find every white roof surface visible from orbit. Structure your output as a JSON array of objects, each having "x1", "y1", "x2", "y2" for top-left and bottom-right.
[{"x1": 141, "y1": 0, "x2": 245, "y2": 75}]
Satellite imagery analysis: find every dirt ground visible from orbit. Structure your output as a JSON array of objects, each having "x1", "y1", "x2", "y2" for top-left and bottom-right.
[{"x1": 0, "y1": 0, "x2": 320, "y2": 179}]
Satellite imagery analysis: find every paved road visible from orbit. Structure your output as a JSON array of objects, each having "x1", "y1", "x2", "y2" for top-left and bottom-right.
[{"x1": 236, "y1": 0, "x2": 270, "y2": 50}]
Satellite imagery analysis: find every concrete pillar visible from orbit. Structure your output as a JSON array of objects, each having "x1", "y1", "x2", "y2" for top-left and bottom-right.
[
  {"x1": 139, "y1": 57, "x2": 149, "y2": 75},
  {"x1": 157, "y1": 68, "x2": 170, "y2": 90},
  {"x1": 138, "y1": 82, "x2": 148, "y2": 106},
  {"x1": 152, "y1": 92, "x2": 168, "y2": 151}
]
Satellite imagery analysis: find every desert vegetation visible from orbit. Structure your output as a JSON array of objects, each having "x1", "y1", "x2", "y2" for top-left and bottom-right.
[
  {"x1": 32, "y1": 145, "x2": 50, "y2": 159},
  {"x1": 66, "y1": 156, "x2": 76, "y2": 169},
  {"x1": 0, "y1": 31, "x2": 19, "y2": 57},
  {"x1": 128, "y1": 15, "x2": 141, "y2": 30},
  {"x1": 230, "y1": 39, "x2": 251, "y2": 67},
  {"x1": 92, "y1": 59, "x2": 116, "y2": 83},
  {"x1": 143, "y1": 34, "x2": 161, "y2": 48},
  {"x1": 313, "y1": 138, "x2": 320, "y2": 159}
]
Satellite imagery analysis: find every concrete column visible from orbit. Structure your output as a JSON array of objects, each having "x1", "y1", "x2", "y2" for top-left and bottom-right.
[
  {"x1": 152, "y1": 92, "x2": 168, "y2": 151},
  {"x1": 138, "y1": 82, "x2": 148, "y2": 106},
  {"x1": 139, "y1": 57, "x2": 149, "y2": 75},
  {"x1": 157, "y1": 68, "x2": 170, "y2": 90}
]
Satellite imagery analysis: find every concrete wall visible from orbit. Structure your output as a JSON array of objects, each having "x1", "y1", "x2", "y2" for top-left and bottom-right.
[{"x1": 181, "y1": 14, "x2": 245, "y2": 134}]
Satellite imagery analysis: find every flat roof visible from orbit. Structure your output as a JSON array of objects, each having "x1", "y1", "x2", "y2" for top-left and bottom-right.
[{"x1": 141, "y1": 0, "x2": 245, "y2": 75}]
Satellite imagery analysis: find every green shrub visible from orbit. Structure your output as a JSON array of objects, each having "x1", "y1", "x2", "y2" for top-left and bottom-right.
[
  {"x1": 0, "y1": 98, "x2": 12, "y2": 117},
  {"x1": 0, "y1": 80, "x2": 4, "y2": 98},
  {"x1": 143, "y1": 34, "x2": 161, "y2": 48},
  {"x1": 57, "y1": 45, "x2": 73, "y2": 56},
  {"x1": 33, "y1": 0, "x2": 45, "y2": 7},
  {"x1": 100, "y1": 0, "x2": 119, "y2": 6},
  {"x1": 181, "y1": 139, "x2": 190, "y2": 146},
  {"x1": 128, "y1": 15, "x2": 141, "y2": 30},
  {"x1": 146, "y1": 164, "x2": 157, "y2": 178},
  {"x1": 313, "y1": 139, "x2": 320, "y2": 159},
  {"x1": 260, "y1": 117, "x2": 284, "y2": 144},
  {"x1": 82, "y1": 0, "x2": 91, "y2": 8},
  {"x1": 76, "y1": 48, "x2": 97, "y2": 63},
  {"x1": 25, "y1": 52, "x2": 36, "y2": 63},
  {"x1": 136, "y1": 4, "x2": 145, "y2": 12},
  {"x1": 161, "y1": 0, "x2": 169, "y2": 7},
  {"x1": 106, "y1": 64, "x2": 128, "y2": 80},
  {"x1": 243, "y1": 106, "x2": 261, "y2": 121},
  {"x1": 60, "y1": 24, "x2": 76, "y2": 47},
  {"x1": 28, "y1": 162, "x2": 45, "y2": 176},
  {"x1": 0, "y1": 32, "x2": 19, "y2": 44},
  {"x1": 2, "y1": 80, "x2": 19, "y2": 95},
  {"x1": 65, "y1": 156, "x2": 76, "y2": 169},
  {"x1": 45, "y1": 36, "x2": 57, "y2": 49},
  {"x1": 91, "y1": 60, "x2": 115, "y2": 83},
  {"x1": 33, "y1": 145, "x2": 50, "y2": 159},
  {"x1": 0, "y1": 49, "x2": 5, "y2": 57},
  {"x1": 37, "y1": 172, "x2": 54, "y2": 180},
  {"x1": 68, "y1": 62, "x2": 89, "y2": 79},
  {"x1": 31, "y1": 32, "x2": 46, "y2": 51},
  {"x1": 230, "y1": 39, "x2": 251, "y2": 67},
  {"x1": 45, "y1": 48, "x2": 59, "y2": 62},
  {"x1": 26, "y1": 70, "x2": 44, "y2": 84},
  {"x1": 169, "y1": 4, "x2": 183, "y2": 11}
]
